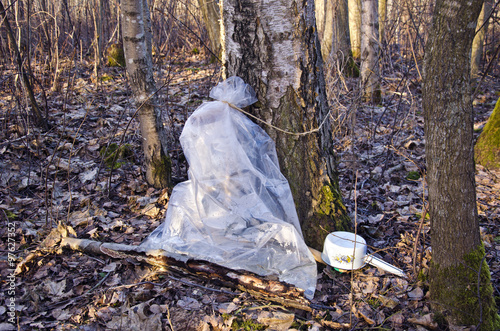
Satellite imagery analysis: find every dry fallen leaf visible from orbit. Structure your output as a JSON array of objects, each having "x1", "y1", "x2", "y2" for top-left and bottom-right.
[
  {"x1": 102, "y1": 262, "x2": 118, "y2": 273},
  {"x1": 43, "y1": 279, "x2": 67, "y2": 299},
  {"x1": 217, "y1": 302, "x2": 238, "y2": 314},
  {"x1": 256, "y1": 311, "x2": 295, "y2": 331},
  {"x1": 378, "y1": 294, "x2": 400, "y2": 309},
  {"x1": 408, "y1": 287, "x2": 424, "y2": 300},
  {"x1": 408, "y1": 313, "x2": 438, "y2": 330},
  {"x1": 177, "y1": 296, "x2": 202, "y2": 310},
  {"x1": 352, "y1": 303, "x2": 375, "y2": 325}
]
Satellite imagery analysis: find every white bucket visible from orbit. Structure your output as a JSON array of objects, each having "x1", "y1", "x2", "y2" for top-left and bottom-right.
[{"x1": 321, "y1": 231, "x2": 406, "y2": 278}]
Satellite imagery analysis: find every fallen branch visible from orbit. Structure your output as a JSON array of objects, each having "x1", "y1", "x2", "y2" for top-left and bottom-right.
[{"x1": 60, "y1": 237, "x2": 313, "y2": 311}]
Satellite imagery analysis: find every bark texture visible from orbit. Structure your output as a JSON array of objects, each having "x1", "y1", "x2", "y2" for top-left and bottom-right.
[
  {"x1": 315, "y1": 0, "x2": 350, "y2": 66},
  {"x1": 221, "y1": 0, "x2": 351, "y2": 249},
  {"x1": 378, "y1": 0, "x2": 387, "y2": 44},
  {"x1": 121, "y1": 0, "x2": 171, "y2": 189},
  {"x1": 422, "y1": 0, "x2": 500, "y2": 327},
  {"x1": 471, "y1": 0, "x2": 492, "y2": 77},
  {"x1": 360, "y1": 0, "x2": 380, "y2": 104},
  {"x1": 198, "y1": 0, "x2": 221, "y2": 57},
  {"x1": 348, "y1": 0, "x2": 361, "y2": 59}
]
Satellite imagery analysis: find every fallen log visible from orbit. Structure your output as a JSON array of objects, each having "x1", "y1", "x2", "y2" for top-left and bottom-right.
[{"x1": 60, "y1": 237, "x2": 313, "y2": 311}]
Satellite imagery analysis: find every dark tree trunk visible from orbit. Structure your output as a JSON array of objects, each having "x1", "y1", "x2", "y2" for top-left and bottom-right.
[
  {"x1": 221, "y1": 0, "x2": 351, "y2": 250},
  {"x1": 422, "y1": 0, "x2": 499, "y2": 327}
]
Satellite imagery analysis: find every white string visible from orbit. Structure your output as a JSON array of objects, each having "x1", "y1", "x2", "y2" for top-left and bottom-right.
[{"x1": 220, "y1": 100, "x2": 332, "y2": 137}]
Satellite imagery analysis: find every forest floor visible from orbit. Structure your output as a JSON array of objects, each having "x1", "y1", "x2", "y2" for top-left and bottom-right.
[{"x1": 0, "y1": 54, "x2": 499, "y2": 331}]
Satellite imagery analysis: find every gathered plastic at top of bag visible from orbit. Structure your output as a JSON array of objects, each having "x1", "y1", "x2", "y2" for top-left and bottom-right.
[{"x1": 140, "y1": 76, "x2": 317, "y2": 299}]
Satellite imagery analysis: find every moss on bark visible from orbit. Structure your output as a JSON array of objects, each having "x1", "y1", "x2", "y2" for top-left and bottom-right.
[
  {"x1": 302, "y1": 182, "x2": 351, "y2": 250},
  {"x1": 475, "y1": 97, "x2": 500, "y2": 169},
  {"x1": 430, "y1": 243, "x2": 500, "y2": 329},
  {"x1": 151, "y1": 154, "x2": 172, "y2": 189},
  {"x1": 107, "y1": 43, "x2": 126, "y2": 67}
]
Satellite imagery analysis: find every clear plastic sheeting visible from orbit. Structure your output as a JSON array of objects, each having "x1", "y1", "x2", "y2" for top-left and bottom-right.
[{"x1": 140, "y1": 77, "x2": 317, "y2": 298}]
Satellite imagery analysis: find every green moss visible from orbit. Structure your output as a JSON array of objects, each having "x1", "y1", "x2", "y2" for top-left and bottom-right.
[
  {"x1": 230, "y1": 317, "x2": 265, "y2": 330},
  {"x1": 475, "y1": 97, "x2": 500, "y2": 169},
  {"x1": 318, "y1": 185, "x2": 334, "y2": 215},
  {"x1": 430, "y1": 243, "x2": 500, "y2": 329},
  {"x1": 417, "y1": 269, "x2": 428, "y2": 282},
  {"x1": 107, "y1": 43, "x2": 125, "y2": 67},
  {"x1": 151, "y1": 153, "x2": 171, "y2": 189},
  {"x1": 344, "y1": 51, "x2": 360, "y2": 77},
  {"x1": 368, "y1": 297, "x2": 382, "y2": 309},
  {"x1": 303, "y1": 182, "x2": 352, "y2": 250},
  {"x1": 99, "y1": 143, "x2": 134, "y2": 169},
  {"x1": 415, "y1": 212, "x2": 430, "y2": 220},
  {"x1": 100, "y1": 74, "x2": 113, "y2": 82},
  {"x1": 406, "y1": 171, "x2": 421, "y2": 180},
  {"x1": 5, "y1": 210, "x2": 18, "y2": 219}
]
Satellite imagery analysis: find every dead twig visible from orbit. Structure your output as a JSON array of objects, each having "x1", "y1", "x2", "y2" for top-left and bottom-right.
[{"x1": 59, "y1": 237, "x2": 314, "y2": 312}]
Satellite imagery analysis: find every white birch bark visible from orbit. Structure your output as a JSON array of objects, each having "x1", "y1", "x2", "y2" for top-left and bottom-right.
[
  {"x1": 198, "y1": 0, "x2": 221, "y2": 57},
  {"x1": 121, "y1": 0, "x2": 170, "y2": 188},
  {"x1": 378, "y1": 0, "x2": 387, "y2": 44},
  {"x1": 348, "y1": 0, "x2": 361, "y2": 59},
  {"x1": 315, "y1": 0, "x2": 350, "y2": 66},
  {"x1": 360, "y1": 0, "x2": 380, "y2": 103}
]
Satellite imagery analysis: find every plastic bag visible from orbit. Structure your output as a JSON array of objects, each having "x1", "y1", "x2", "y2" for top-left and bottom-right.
[{"x1": 140, "y1": 76, "x2": 317, "y2": 298}]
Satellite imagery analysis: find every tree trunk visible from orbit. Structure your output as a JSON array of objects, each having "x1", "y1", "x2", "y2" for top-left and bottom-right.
[
  {"x1": 422, "y1": 0, "x2": 500, "y2": 327},
  {"x1": 471, "y1": 0, "x2": 493, "y2": 77},
  {"x1": 315, "y1": 0, "x2": 350, "y2": 66},
  {"x1": 378, "y1": 0, "x2": 387, "y2": 44},
  {"x1": 198, "y1": 0, "x2": 221, "y2": 58},
  {"x1": 348, "y1": 0, "x2": 361, "y2": 59},
  {"x1": 221, "y1": 0, "x2": 351, "y2": 250},
  {"x1": 121, "y1": 0, "x2": 171, "y2": 189},
  {"x1": 360, "y1": 0, "x2": 380, "y2": 104},
  {"x1": 475, "y1": 97, "x2": 500, "y2": 169},
  {"x1": 93, "y1": 0, "x2": 104, "y2": 78}
]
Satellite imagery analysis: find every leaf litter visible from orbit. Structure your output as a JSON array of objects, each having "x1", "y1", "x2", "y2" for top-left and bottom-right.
[{"x1": 0, "y1": 56, "x2": 499, "y2": 330}]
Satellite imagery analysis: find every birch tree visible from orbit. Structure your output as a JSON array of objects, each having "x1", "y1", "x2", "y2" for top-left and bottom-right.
[
  {"x1": 198, "y1": 0, "x2": 221, "y2": 57},
  {"x1": 348, "y1": 0, "x2": 361, "y2": 59},
  {"x1": 422, "y1": 0, "x2": 500, "y2": 327},
  {"x1": 471, "y1": 0, "x2": 493, "y2": 77},
  {"x1": 360, "y1": 0, "x2": 380, "y2": 103},
  {"x1": 378, "y1": 0, "x2": 387, "y2": 44},
  {"x1": 315, "y1": 0, "x2": 350, "y2": 67},
  {"x1": 121, "y1": 0, "x2": 171, "y2": 189},
  {"x1": 221, "y1": 0, "x2": 351, "y2": 249}
]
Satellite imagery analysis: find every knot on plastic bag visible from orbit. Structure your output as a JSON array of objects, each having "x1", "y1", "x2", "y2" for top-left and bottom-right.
[{"x1": 209, "y1": 76, "x2": 258, "y2": 108}]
